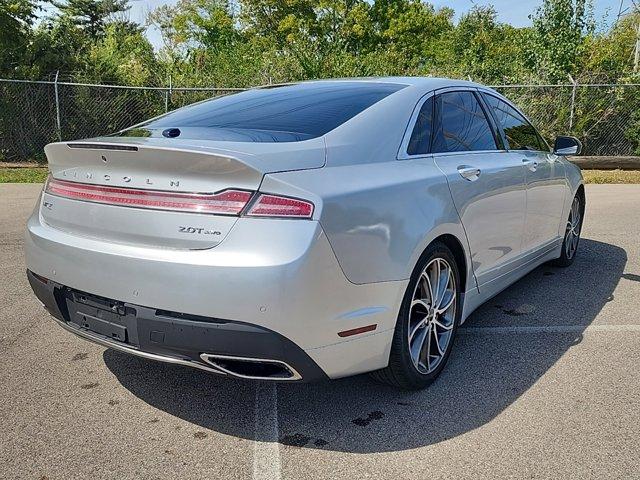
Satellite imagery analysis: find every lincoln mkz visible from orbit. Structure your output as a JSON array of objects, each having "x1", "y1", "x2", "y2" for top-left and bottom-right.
[{"x1": 26, "y1": 78, "x2": 584, "y2": 389}]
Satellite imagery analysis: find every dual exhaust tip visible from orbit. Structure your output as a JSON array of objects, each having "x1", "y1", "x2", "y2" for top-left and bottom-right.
[{"x1": 199, "y1": 354, "x2": 302, "y2": 381}]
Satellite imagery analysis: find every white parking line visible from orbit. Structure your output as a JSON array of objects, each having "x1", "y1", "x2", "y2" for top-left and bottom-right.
[
  {"x1": 459, "y1": 324, "x2": 640, "y2": 334},
  {"x1": 253, "y1": 383, "x2": 281, "y2": 480}
]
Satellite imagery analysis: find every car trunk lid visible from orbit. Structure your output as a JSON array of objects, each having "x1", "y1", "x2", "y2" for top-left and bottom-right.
[{"x1": 41, "y1": 137, "x2": 325, "y2": 249}]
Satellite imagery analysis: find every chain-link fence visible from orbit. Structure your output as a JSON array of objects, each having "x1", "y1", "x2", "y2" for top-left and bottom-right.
[
  {"x1": 494, "y1": 82, "x2": 640, "y2": 156},
  {"x1": 0, "y1": 79, "x2": 243, "y2": 162},
  {"x1": 1, "y1": 78, "x2": 639, "y2": 162}
]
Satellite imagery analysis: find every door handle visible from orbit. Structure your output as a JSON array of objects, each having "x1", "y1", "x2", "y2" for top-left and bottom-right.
[
  {"x1": 522, "y1": 158, "x2": 538, "y2": 171},
  {"x1": 457, "y1": 166, "x2": 481, "y2": 181}
]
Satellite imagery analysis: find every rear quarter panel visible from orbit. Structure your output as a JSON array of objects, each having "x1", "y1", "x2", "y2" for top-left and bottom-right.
[
  {"x1": 262, "y1": 158, "x2": 471, "y2": 287},
  {"x1": 261, "y1": 83, "x2": 473, "y2": 288}
]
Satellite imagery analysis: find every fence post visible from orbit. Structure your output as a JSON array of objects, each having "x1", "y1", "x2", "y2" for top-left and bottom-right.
[
  {"x1": 568, "y1": 74, "x2": 577, "y2": 133},
  {"x1": 54, "y1": 70, "x2": 62, "y2": 140},
  {"x1": 635, "y1": 21, "x2": 640, "y2": 72},
  {"x1": 164, "y1": 75, "x2": 172, "y2": 113}
]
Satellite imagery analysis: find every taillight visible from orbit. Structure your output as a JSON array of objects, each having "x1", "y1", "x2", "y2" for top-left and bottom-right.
[
  {"x1": 245, "y1": 194, "x2": 314, "y2": 218},
  {"x1": 45, "y1": 177, "x2": 252, "y2": 215},
  {"x1": 44, "y1": 177, "x2": 314, "y2": 218}
]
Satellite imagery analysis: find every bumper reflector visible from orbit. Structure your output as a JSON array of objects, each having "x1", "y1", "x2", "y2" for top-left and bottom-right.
[{"x1": 337, "y1": 324, "x2": 377, "y2": 338}]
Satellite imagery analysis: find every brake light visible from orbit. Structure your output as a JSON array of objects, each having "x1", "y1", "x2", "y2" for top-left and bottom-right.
[
  {"x1": 45, "y1": 178, "x2": 252, "y2": 215},
  {"x1": 245, "y1": 194, "x2": 314, "y2": 218}
]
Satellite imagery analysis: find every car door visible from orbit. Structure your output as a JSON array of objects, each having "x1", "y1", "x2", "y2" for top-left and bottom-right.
[
  {"x1": 428, "y1": 89, "x2": 527, "y2": 288},
  {"x1": 481, "y1": 93, "x2": 567, "y2": 252}
]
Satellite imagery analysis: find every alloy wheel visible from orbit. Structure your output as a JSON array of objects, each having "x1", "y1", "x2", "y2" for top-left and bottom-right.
[
  {"x1": 565, "y1": 196, "x2": 582, "y2": 260},
  {"x1": 407, "y1": 257, "x2": 457, "y2": 374}
]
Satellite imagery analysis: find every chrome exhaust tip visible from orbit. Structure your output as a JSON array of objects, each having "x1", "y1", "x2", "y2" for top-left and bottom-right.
[{"x1": 199, "y1": 354, "x2": 302, "y2": 381}]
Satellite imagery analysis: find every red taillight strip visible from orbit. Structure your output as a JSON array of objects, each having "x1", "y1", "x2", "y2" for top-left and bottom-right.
[
  {"x1": 246, "y1": 194, "x2": 314, "y2": 218},
  {"x1": 45, "y1": 178, "x2": 253, "y2": 215}
]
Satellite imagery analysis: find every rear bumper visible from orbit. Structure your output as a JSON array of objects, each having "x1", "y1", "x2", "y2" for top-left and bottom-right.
[
  {"x1": 25, "y1": 206, "x2": 406, "y2": 379},
  {"x1": 28, "y1": 270, "x2": 327, "y2": 381}
]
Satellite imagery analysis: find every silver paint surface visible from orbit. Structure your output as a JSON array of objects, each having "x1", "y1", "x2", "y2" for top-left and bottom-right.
[{"x1": 25, "y1": 77, "x2": 583, "y2": 378}]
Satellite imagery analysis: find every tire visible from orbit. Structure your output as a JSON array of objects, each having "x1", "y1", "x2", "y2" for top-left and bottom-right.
[
  {"x1": 553, "y1": 192, "x2": 584, "y2": 267},
  {"x1": 371, "y1": 241, "x2": 462, "y2": 390}
]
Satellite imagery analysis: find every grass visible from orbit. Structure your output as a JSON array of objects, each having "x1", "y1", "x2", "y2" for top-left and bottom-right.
[
  {"x1": 0, "y1": 167, "x2": 48, "y2": 183},
  {"x1": 582, "y1": 169, "x2": 640, "y2": 184},
  {"x1": 1, "y1": 167, "x2": 640, "y2": 184}
]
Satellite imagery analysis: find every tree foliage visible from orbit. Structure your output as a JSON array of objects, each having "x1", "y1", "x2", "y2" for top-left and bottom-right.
[
  {"x1": 51, "y1": 0, "x2": 129, "y2": 38},
  {"x1": 0, "y1": 0, "x2": 38, "y2": 73},
  {"x1": 526, "y1": 0, "x2": 595, "y2": 82},
  {"x1": 1, "y1": 0, "x2": 638, "y2": 85},
  {"x1": 2, "y1": 0, "x2": 640, "y2": 162}
]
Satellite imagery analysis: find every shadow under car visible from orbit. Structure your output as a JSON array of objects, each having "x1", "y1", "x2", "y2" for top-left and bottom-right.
[{"x1": 103, "y1": 238, "x2": 625, "y2": 453}]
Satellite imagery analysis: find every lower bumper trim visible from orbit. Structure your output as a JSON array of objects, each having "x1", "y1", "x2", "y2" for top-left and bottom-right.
[
  {"x1": 51, "y1": 313, "x2": 228, "y2": 376},
  {"x1": 27, "y1": 270, "x2": 328, "y2": 382}
]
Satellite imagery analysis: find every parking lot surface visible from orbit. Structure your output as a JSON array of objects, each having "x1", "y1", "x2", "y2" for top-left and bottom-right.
[{"x1": 1, "y1": 183, "x2": 639, "y2": 479}]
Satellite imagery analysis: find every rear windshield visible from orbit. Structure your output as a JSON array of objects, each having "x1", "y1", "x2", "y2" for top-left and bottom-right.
[{"x1": 118, "y1": 82, "x2": 406, "y2": 142}]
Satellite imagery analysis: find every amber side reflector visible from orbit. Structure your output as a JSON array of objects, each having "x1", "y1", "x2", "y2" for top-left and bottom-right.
[{"x1": 337, "y1": 324, "x2": 377, "y2": 338}]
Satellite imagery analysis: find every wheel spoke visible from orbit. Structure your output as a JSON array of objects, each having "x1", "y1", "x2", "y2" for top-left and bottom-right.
[
  {"x1": 428, "y1": 260, "x2": 441, "y2": 305},
  {"x1": 437, "y1": 289, "x2": 455, "y2": 314},
  {"x1": 411, "y1": 298, "x2": 430, "y2": 312},
  {"x1": 420, "y1": 324, "x2": 431, "y2": 371},
  {"x1": 420, "y1": 272, "x2": 435, "y2": 307},
  {"x1": 409, "y1": 316, "x2": 428, "y2": 343},
  {"x1": 432, "y1": 316, "x2": 454, "y2": 331},
  {"x1": 410, "y1": 326, "x2": 428, "y2": 367},
  {"x1": 436, "y1": 265, "x2": 451, "y2": 309},
  {"x1": 432, "y1": 327, "x2": 444, "y2": 355}
]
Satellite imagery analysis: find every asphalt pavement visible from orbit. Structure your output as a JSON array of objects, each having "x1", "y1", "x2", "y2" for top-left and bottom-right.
[{"x1": 1, "y1": 183, "x2": 639, "y2": 479}]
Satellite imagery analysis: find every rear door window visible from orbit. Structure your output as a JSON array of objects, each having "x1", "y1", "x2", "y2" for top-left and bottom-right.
[
  {"x1": 432, "y1": 91, "x2": 498, "y2": 153},
  {"x1": 482, "y1": 94, "x2": 546, "y2": 152}
]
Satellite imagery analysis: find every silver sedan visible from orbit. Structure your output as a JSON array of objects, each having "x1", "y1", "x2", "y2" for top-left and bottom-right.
[{"x1": 25, "y1": 77, "x2": 584, "y2": 389}]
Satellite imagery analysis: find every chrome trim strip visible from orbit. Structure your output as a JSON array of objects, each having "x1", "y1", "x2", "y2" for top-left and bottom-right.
[
  {"x1": 51, "y1": 315, "x2": 227, "y2": 376},
  {"x1": 199, "y1": 353, "x2": 303, "y2": 381}
]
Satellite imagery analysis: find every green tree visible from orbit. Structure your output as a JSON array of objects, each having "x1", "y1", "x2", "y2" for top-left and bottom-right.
[
  {"x1": 0, "y1": 0, "x2": 38, "y2": 74},
  {"x1": 526, "y1": 0, "x2": 594, "y2": 82},
  {"x1": 52, "y1": 0, "x2": 129, "y2": 39},
  {"x1": 373, "y1": 0, "x2": 453, "y2": 70},
  {"x1": 582, "y1": 11, "x2": 639, "y2": 81},
  {"x1": 445, "y1": 6, "x2": 525, "y2": 83},
  {"x1": 83, "y1": 21, "x2": 159, "y2": 85}
]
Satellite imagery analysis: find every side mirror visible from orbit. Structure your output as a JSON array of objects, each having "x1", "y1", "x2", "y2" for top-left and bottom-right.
[{"x1": 554, "y1": 136, "x2": 582, "y2": 156}]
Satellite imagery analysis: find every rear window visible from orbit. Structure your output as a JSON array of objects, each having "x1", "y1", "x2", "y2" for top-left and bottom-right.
[{"x1": 119, "y1": 82, "x2": 406, "y2": 143}]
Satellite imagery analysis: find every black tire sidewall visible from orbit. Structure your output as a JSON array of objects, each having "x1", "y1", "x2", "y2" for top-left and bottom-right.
[{"x1": 555, "y1": 193, "x2": 584, "y2": 267}]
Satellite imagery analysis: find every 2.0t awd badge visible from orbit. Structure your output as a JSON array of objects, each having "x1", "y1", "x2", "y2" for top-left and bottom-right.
[{"x1": 178, "y1": 226, "x2": 222, "y2": 235}]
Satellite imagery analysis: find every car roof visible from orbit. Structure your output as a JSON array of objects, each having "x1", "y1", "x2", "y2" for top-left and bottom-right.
[{"x1": 286, "y1": 76, "x2": 485, "y2": 91}]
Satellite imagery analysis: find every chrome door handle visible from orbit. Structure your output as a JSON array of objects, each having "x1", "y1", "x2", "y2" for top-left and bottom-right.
[
  {"x1": 522, "y1": 159, "x2": 538, "y2": 171},
  {"x1": 458, "y1": 166, "x2": 481, "y2": 181}
]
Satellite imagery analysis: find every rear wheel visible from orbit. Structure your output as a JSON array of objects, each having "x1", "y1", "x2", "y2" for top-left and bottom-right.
[
  {"x1": 371, "y1": 242, "x2": 461, "y2": 390},
  {"x1": 553, "y1": 193, "x2": 583, "y2": 267}
]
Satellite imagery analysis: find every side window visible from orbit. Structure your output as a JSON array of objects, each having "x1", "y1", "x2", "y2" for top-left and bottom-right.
[
  {"x1": 483, "y1": 94, "x2": 545, "y2": 152},
  {"x1": 432, "y1": 91, "x2": 497, "y2": 153},
  {"x1": 407, "y1": 96, "x2": 434, "y2": 155}
]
